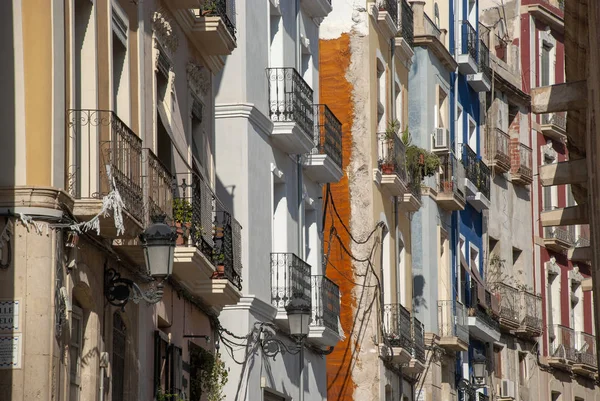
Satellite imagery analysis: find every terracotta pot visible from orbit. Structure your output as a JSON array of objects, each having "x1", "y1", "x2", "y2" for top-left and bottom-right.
[
  {"x1": 175, "y1": 222, "x2": 191, "y2": 246},
  {"x1": 381, "y1": 164, "x2": 395, "y2": 174},
  {"x1": 211, "y1": 264, "x2": 225, "y2": 279}
]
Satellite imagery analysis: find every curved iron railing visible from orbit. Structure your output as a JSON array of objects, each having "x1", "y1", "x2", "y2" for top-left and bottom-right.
[
  {"x1": 438, "y1": 153, "x2": 466, "y2": 198},
  {"x1": 494, "y1": 282, "x2": 520, "y2": 325},
  {"x1": 400, "y1": 0, "x2": 414, "y2": 47},
  {"x1": 67, "y1": 109, "x2": 144, "y2": 223},
  {"x1": 271, "y1": 253, "x2": 312, "y2": 309},
  {"x1": 267, "y1": 68, "x2": 315, "y2": 138},
  {"x1": 550, "y1": 325, "x2": 577, "y2": 362},
  {"x1": 311, "y1": 275, "x2": 340, "y2": 332},
  {"x1": 383, "y1": 303, "x2": 413, "y2": 350},
  {"x1": 143, "y1": 149, "x2": 173, "y2": 224},
  {"x1": 313, "y1": 104, "x2": 343, "y2": 168},
  {"x1": 214, "y1": 201, "x2": 242, "y2": 290},
  {"x1": 520, "y1": 290, "x2": 542, "y2": 331},
  {"x1": 576, "y1": 331, "x2": 597, "y2": 367},
  {"x1": 378, "y1": 132, "x2": 408, "y2": 184},
  {"x1": 198, "y1": 0, "x2": 236, "y2": 40},
  {"x1": 462, "y1": 144, "x2": 490, "y2": 199},
  {"x1": 461, "y1": 20, "x2": 477, "y2": 61},
  {"x1": 489, "y1": 128, "x2": 510, "y2": 168}
]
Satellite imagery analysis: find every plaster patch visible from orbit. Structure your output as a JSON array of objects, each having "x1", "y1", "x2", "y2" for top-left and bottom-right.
[{"x1": 320, "y1": 0, "x2": 368, "y2": 39}]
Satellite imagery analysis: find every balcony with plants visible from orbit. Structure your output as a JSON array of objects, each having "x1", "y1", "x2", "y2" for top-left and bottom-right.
[
  {"x1": 468, "y1": 281, "x2": 501, "y2": 343},
  {"x1": 271, "y1": 252, "x2": 312, "y2": 322},
  {"x1": 573, "y1": 331, "x2": 597, "y2": 377},
  {"x1": 67, "y1": 109, "x2": 144, "y2": 239},
  {"x1": 548, "y1": 324, "x2": 577, "y2": 370},
  {"x1": 510, "y1": 142, "x2": 533, "y2": 185},
  {"x1": 168, "y1": 0, "x2": 237, "y2": 56},
  {"x1": 382, "y1": 303, "x2": 413, "y2": 364},
  {"x1": 437, "y1": 300, "x2": 469, "y2": 351},
  {"x1": 396, "y1": 0, "x2": 414, "y2": 51},
  {"x1": 540, "y1": 112, "x2": 567, "y2": 142},
  {"x1": 405, "y1": 316, "x2": 426, "y2": 374},
  {"x1": 462, "y1": 144, "x2": 491, "y2": 212},
  {"x1": 493, "y1": 282, "x2": 521, "y2": 332},
  {"x1": 170, "y1": 171, "x2": 243, "y2": 309},
  {"x1": 375, "y1": 121, "x2": 409, "y2": 196},
  {"x1": 373, "y1": 0, "x2": 399, "y2": 38},
  {"x1": 457, "y1": 20, "x2": 478, "y2": 74},
  {"x1": 308, "y1": 275, "x2": 342, "y2": 347},
  {"x1": 487, "y1": 128, "x2": 511, "y2": 173},
  {"x1": 436, "y1": 153, "x2": 467, "y2": 211},
  {"x1": 468, "y1": 40, "x2": 492, "y2": 92},
  {"x1": 304, "y1": 104, "x2": 344, "y2": 183},
  {"x1": 400, "y1": 130, "x2": 439, "y2": 211},
  {"x1": 267, "y1": 67, "x2": 315, "y2": 154}
]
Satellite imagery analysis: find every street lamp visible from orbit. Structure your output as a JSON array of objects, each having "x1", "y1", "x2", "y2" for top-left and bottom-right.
[
  {"x1": 286, "y1": 298, "x2": 311, "y2": 401},
  {"x1": 105, "y1": 215, "x2": 177, "y2": 308},
  {"x1": 472, "y1": 350, "x2": 487, "y2": 386}
]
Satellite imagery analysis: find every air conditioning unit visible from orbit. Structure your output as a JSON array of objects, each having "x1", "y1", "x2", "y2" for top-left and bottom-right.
[
  {"x1": 499, "y1": 379, "x2": 516, "y2": 399},
  {"x1": 433, "y1": 127, "x2": 450, "y2": 151}
]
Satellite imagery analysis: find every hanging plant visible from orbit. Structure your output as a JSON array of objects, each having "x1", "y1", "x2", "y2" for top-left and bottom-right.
[
  {"x1": 173, "y1": 198, "x2": 193, "y2": 224},
  {"x1": 190, "y1": 347, "x2": 229, "y2": 401}
]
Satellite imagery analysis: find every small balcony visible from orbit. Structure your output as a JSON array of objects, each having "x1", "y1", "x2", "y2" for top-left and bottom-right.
[
  {"x1": 548, "y1": 325, "x2": 577, "y2": 370},
  {"x1": 494, "y1": 282, "x2": 520, "y2": 332},
  {"x1": 468, "y1": 40, "x2": 492, "y2": 92},
  {"x1": 438, "y1": 301, "x2": 469, "y2": 351},
  {"x1": 382, "y1": 303, "x2": 413, "y2": 364},
  {"x1": 401, "y1": 168, "x2": 423, "y2": 212},
  {"x1": 267, "y1": 67, "x2": 315, "y2": 154},
  {"x1": 308, "y1": 275, "x2": 342, "y2": 347},
  {"x1": 468, "y1": 282, "x2": 501, "y2": 343},
  {"x1": 516, "y1": 290, "x2": 543, "y2": 338},
  {"x1": 374, "y1": 0, "x2": 399, "y2": 38},
  {"x1": 573, "y1": 332, "x2": 598, "y2": 377},
  {"x1": 457, "y1": 21, "x2": 478, "y2": 74},
  {"x1": 171, "y1": 172, "x2": 243, "y2": 309},
  {"x1": 271, "y1": 253, "x2": 312, "y2": 322},
  {"x1": 405, "y1": 317, "x2": 426, "y2": 374},
  {"x1": 436, "y1": 153, "x2": 466, "y2": 211},
  {"x1": 462, "y1": 144, "x2": 491, "y2": 212},
  {"x1": 169, "y1": 0, "x2": 236, "y2": 56},
  {"x1": 304, "y1": 105, "x2": 343, "y2": 183},
  {"x1": 397, "y1": 0, "x2": 414, "y2": 48},
  {"x1": 540, "y1": 112, "x2": 567, "y2": 142},
  {"x1": 487, "y1": 128, "x2": 511, "y2": 173},
  {"x1": 543, "y1": 226, "x2": 574, "y2": 252},
  {"x1": 374, "y1": 133, "x2": 409, "y2": 196},
  {"x1": 67, "y1": 109, "x2": 144, "y2": 238},
  {"x1": 301, "y1": 0, "x2": 333, "y2": 18},
  {"x1": 511, "y1": 142, "x2": 533, "y2": 186}
]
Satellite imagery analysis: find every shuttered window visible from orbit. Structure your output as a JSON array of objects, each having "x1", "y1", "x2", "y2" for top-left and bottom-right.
[
  {"x1": 154, "y1": 331, "x2": 183, "y2": 398},
  {"x1": 112, "y1": 312, "x2": 126, "y2": 401}
]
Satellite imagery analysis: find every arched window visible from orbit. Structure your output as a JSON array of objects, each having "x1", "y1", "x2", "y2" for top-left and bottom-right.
[
  {"x1": 112, "y1": 312, "x2": 127, "y2": 401},
  {"x1": 434, "y1": 3, "x2": 440, "y2": 28}
]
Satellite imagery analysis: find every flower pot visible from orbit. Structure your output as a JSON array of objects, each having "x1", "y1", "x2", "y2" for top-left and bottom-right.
[
  {"x1": 211, "y1": 264, "x2": 225, "y2": 279},
  {"x1": 381, "y1": 164, "x2": 395, "y2": 174},
  {"x1": 175, "y1": 222, "x2": 191, "y2": 246}
]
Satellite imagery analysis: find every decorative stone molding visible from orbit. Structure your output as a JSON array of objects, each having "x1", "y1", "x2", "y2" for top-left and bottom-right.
[
  {"x1": 542, "y1": 140, "x2": 557, "y2": 161},
  {"x1": 569, "y1": 265, "x2": 584, "y2": 285},
  {"x1": 546, "y1": 256, "x2": 560, "y2": 277},
  {"x1": 152, "y1": 10, "x2": 179, "y2": 55},
  {"x1": 187, "y1": 62, "x2": 211, "y2": 97}
]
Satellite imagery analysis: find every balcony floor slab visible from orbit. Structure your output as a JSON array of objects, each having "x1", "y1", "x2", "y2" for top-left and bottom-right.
[
  {"x1": 272, "y1": 121, "x2": 315, "y2": 154},
  {"x1": 468, "y1": 316, "x2": 501, "y2": 343},
  {"x1": 308, "y1": 325, "x2": 342, "y2": 348},
  {"x1": 304, "y1": 154, "x2": 343, "y2": 183}
]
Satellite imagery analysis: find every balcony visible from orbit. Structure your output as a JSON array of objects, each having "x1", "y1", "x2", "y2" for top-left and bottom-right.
[
  {"x1": 457, "y1": 21, "x2": 478, "y2": 74},
  {"x1": 171, "y1": 172, "x2": 243, "y2": 309},
  {"x1": 515, "y1": 290, "x2": 542, "y2": 338},
  {"x1": 374, "y1": 0, "x2": 399, "y2": 38},
  {"x1": 543, "y1": 226, "x2": 574, "y2": 252},
  {"x1": 487, "y1": 128, "x2": 511, "y2": 173},
  {"x1": 494, "y1": 282, "x2": 520, "y2": 332},
  {"x1": 510, "y1": 142, "x2": 533, "y2": 185},
  {"x1": 573, "y1": 332, "x2": 597, "y2": 377},
  {"x1": 67, "y1": 109, "x2": 144, "y2": 239},
  {"x1": 401, "y1": 169, "x2": 423, "y2": 212},
  {"x1": 271, "y1": 253, "x2": 312, "y2": 322},
  {"x1": 374, "y1": 133, "x2": 409, "y2": 196},
  {"x1": 301, "y1": 0, "x2": 333, "y2": 18},
  {"x1": 462, "y1": 144, "x2": 491, "y2": 212},
  {"x1": 169, "y1": 0, "x2": 236, "y2": 56},
  {"x1": 540, "y1": 113, "x2": 567, "y2": 142},
  {"x1": 397, "y1": 0, "x2": 414, "y2": 48},
  {"x1": 382, "y1": 304, "x2": 413, "y2": 364},
  {"x1": 405, "y1": 317, "x2": 426, "y2": 374},
  {"x1": 548, "y1": 325, "x2": 577, "y2": 370},
  {"x1": 308, "y1": 275, "x2": 342, "y2": 347},
  {"x1": 267, "y1": 68, "x2": 315, "y2": 154},
  {"x1": 468, "y1": 282, "x2": 501, "y2": 343},
  {"x1": 436, "y1": 153, "x2": 466, "y2": 211},
  {"x1": 437, "y1": 300, "x2": 469, "y2": 352},
  {"x1": 468, "y1": 40, "x2": 492, "y2": 92},
  {"x1": 304, "y1": 105, "x2": 344, "y2": 183}
]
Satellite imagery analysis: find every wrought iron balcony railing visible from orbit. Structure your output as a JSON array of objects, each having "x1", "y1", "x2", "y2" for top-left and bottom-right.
[
  {"x1": 311, "y1": 275, "x2": 340, "y2": 333},
  {"x1": 407, "y1": 168, "x2": 423, "y2": 200},
  {"x1": 383, "y1": 303, "x2": 412, "y2": 350},
  {"x1": 378, "y1": 132, "x2": 408, "y2": 184},
  {"x1": 469, "y1": 282, "x2": 500, "y2": 332},
  {"x1": 271, "y1": 253, "x2": 312, "y2": 309},
  {"x1": 213, "y1": 200, "x2": 243, "y2": 290},
  {"x1": 542, "y1": 112, "x2": 567, "y2": 129},
  {"x1": 488, "y1": 128, "x2": 510, "y2": 169},
  {"x1": 313, "y1": 104, "x2": 343, "y2": 168},
  {"x1": 478, "y1": 393, "x2": 490, "y2": 401},
  {"x1": 462, "y1": 144, "x2": 491, "y2": 199},
  {"x1": 461, "y1": 20, "x2": 477, "y2": 60},
  {"x1": 412, "y1": 316, "x2": 425, "y2": 362},
  {"x1": 577, "y1": 234, "x2": 591, "y2": 247},
  {"x1": 494, "y1": 282, "x2": 520, "y2": 325},
  {"x1": 520, "y1": 290, "x2": 542, "y2": 331},
  {"x1": 400, "y1": 0, "x2": 414, "y2": 47},
  {"x1": 544, "y1": 226, "x2": 575, "y2": 245},
  {"x1": 513, "y1": 143, "x2": 533, "y2": 181},
  {"x1": 438, "y1": 153, "x2": 466, "y2": 198},
  {"x1": 67, "y1": 109, "x2": 144, "y2": 223},
  {"x1": 378, "y1": 0, "x2": 398, "y2": 28},
  {"x1": 479, "y1": 40, "x2": 492, "y2": 81},
  {"x1": 550, "y1": 324, "x2": 577, "y2": 362},
  {"x1": 576, "y1": 332, "x2": 597, "y2": 367},
  {"x1": 438, "y1": 300, "x2": 469, "y2": 344},
  {"x1": 267, "y1": 67, "x2": 315, "y2": 138},
  {"x1": 143, "y1": 148, "x2": 173, "y2": 224},
  {"x1": 478, "y1": 159, "x2": 491, "y2": 199},
  {"x1": 198, "y1": 0, "x2": 236, "y2": 40}
]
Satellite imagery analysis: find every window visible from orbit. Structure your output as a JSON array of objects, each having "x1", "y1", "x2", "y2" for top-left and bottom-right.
[
  {"x1": 541, "y1": 43, "x2": 552, "y2": 87},
  {"x1": 264, "y1": 391, "x2": 286, "y2": 401},
  {"x1": 272, "y1": 181, "x2": 287, "y2": 252},
  {"x1": 518, "y1": 352, "x2": 527, "y2": 384},
  {"x1": 112, "y1": 4, "x2": 130, "y2": 123},
  {"x1": 154, "y1": 331, "x2": 183, "y2": 398},
  {"x1": 156, "y1": 57, "x2": 173, "y2": 173},
  {"x1": 436, "y1": 86, "x2": 448, "y2": 129},
  {"x1": 269, "y1": 9, "x2": 283, "y2": 67},
  {"x1": 74, "y1": 0, "x2": 97, "y2": 109},
  {"x1": 395, "y1": 83, "x2": 402, "y2": 128},
  {"x1": 381, "y1": 227, "x2": 392, "y2": 304},
  {"x1": 69, "y1": 305, "x2": 83, "y2": 401},
  {"x1": 191, "y1": 96, "x2": 210, "y2": 179},
  {"x1": 112, "y1": 312, "x2": 127, "y2": 401},
  {"x1": 468, "y1": 117, "x2": 477, "y2": 151},
  {"x1": 493, "y1": 346, "x2": 502, "y2": 379},
  {"x1": 377, "y1": 59, "x2": 386, "y2": 131},
  {"x1": 551, "y1": 391, "x2": 560, "y2": 401}
]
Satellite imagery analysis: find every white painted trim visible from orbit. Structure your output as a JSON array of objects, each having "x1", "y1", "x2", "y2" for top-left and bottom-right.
[
  {"x1": 215, "y1": 103, "x2": 274, "y2": 139},
  {"x1": 222, "y1": 296, "x2": 278, "y2": 322}
]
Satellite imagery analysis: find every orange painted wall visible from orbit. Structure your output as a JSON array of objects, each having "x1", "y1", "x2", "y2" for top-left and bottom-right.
[{"x1": 320, "y1": 34, "x2": 356, "y2": 401}]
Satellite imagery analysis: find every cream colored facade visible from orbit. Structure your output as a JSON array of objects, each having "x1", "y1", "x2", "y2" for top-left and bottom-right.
[{"x1": 0, "y1": 1, "x2": 242, "y2": 400}]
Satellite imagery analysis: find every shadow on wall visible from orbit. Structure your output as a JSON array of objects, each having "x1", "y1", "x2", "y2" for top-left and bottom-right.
[
  {"x1": 413, "y1": 275, "x2": 427, "y2": 312},
  {"x1": 0, "y1": 1, "x2": 15, "y2": 400}
]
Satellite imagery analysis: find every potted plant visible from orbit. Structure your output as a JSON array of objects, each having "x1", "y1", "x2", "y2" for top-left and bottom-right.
[
  {"x1": 380, "y1": 120, "x2": 401, "y2": 174},
  {"x1": 190, "y1": 347, "x2": 229, "y2": 401},
  {"x1": 173, "y1": 198, "x2": 192, "y2": 245},
  {"x1": 200, "y1": 0, "x2": 218, "y2": 16},
  {"x1": 212, "y1": 251, "x2": 225, "y2": 278}
]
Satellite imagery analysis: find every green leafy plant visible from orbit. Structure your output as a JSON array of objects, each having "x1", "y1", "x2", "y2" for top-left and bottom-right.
[
  {"x1": 402, "y1": 128, "x2": 440, "y2": 178},
  {"x1": 201, "y1": 0, "x2": 219, "y2": 15},
  {"x1": 190, "y1": 347, "x2": 229, "y2": 401},
  {"x1": 173, "y1": 198, "x2": 192, "y2": 224},
  {"x1": 385, "y1": 119, "x2": 401, "y2": 140},
  {"x1": 156, "y1": 387, "x2": 186, "y2": 401}
]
